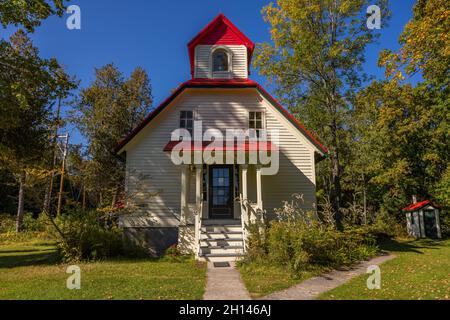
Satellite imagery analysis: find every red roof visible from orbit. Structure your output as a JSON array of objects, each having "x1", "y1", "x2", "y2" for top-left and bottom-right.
[
  {"x1": 114, "y1": 79, "x2": 328, "y2": 156},
  {"x1": 187, "y1": 14, "x2": 255, "y2": 78},
  {"x1": 402, "y1": 200, "x2": 440, "y2": 212},
  {"x1": 163, "y1": 140, "x2": 279, "y2": 152}
]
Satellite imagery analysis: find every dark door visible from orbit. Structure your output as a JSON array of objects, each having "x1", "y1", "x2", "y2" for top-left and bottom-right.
[
  {"x1": 424, "y1": 210, "x2": 438, "y2": 238},
  {"x1": 209, "y1": 165, "x2": 234, "y2": 219}
]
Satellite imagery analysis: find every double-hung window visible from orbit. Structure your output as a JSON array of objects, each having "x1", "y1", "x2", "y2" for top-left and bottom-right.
[
  {"x1": 180, "y1": 111, "x2": 193, "y2": 137},
  {"x1": 249, "y1": 111, "x2": 264, "y2": 138}
]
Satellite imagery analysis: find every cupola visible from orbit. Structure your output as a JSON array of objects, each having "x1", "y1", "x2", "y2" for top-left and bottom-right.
[{"x1": 187, "y1": 14, "x2": 255, "y2": 80}]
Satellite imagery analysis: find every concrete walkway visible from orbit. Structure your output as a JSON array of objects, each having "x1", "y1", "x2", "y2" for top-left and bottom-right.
[
  {"x1": 203, "y1": 262, "x2": 251, "y2": 300},
  {"x1": 262, "y1": 253, "x2": 395, "y2": 300}
]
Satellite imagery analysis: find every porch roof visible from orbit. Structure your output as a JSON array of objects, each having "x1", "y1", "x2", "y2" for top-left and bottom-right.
[{"x1": 163, "y1": 140, "x2": 279, "y2": 152}]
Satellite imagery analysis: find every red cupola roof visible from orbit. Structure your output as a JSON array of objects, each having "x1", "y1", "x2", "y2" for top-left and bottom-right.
[{"x1": 187, "y1": 14, "x2": 255, "y2": 78}]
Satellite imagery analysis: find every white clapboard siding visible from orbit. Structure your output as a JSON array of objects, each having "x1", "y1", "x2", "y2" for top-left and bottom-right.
[
  {"x1": 123, "y1": 88, "x2": 318, "y2": 227},
  {"x1": 195, "y1": 45, "x2": 248, "y2": 79}
]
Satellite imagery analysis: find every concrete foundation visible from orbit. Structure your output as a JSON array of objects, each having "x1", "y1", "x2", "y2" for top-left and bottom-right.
[{"x1": 123, "y1": 227, "x2": 178, "y2": 257}]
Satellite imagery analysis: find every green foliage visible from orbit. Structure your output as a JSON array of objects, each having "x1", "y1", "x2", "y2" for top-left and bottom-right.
[
  {"x1": 254, "y1": 0, "x2": 390, "y2": 225},
  {"x1": 353, "y1": 80, "x2": 449, "y2": 216},
  {"x1": 245, "y1": 217, "x2": 379, "y2": 275},
  {"x1": 163, "y1": 244, "x2": 191, "y2": 263},
  {"x1": 379, "y1": 0, "x2": 449, "y2": 87},
  {"x1": 439, "y1": 211, "x2": 450, "y2": 238},
  {"x1": 434, "y1": 166, "x2": 450, "y2": 207},
  {"x1": 0, "y1": 30, "x2": 75, "y2": 169},
  {"x1": 70, "y1": 64, "x2": 153, "y2": 206},
  {"x1": 0, "y1": 213, "x2": 54, "y2": 243},
  {"x1": 0, "y1": 214, "x2": 15, "y2": 233},
  {"x1": 45, "y1": 209, "x2": 123, "y2": 262},
  {"x1": 0, "y1": 0, "x2": 67, "y2": 32}
]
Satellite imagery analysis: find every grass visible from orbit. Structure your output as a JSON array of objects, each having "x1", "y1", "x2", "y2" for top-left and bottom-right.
[
  {"x1": 238, "y1": 260, "x2": 326, "y2": 298},
  {"x1": 319, "y1": 238, "x2": 450, "y2": 300},
  {"x1": 0, "y1": 240, "x2": 207, "y2": 300}
]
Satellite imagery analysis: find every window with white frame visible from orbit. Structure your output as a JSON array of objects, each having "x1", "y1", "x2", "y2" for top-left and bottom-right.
[
  {"x1": 212, "y1": 49, "x2": 230, "y2": 72},
  {"x1": 180, "y1": 111, "x2": 193, "y2": 137},
  {"x1": 249, "y1": 111, "x2": 264, "y2": 138}
]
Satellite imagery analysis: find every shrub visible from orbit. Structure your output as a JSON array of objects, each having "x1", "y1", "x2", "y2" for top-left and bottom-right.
[
  {"x1": 0, "y1": 213, "x2": 54, "y2": 243},
  {"x1": 244, "y1": 217, "x2": 379, "y2": 274},
  {"x1": 0, "y1": 214, "x2": 15, "y2": 233},
  {"x1": 163, "y1": 243, "x2": 188, "y2": 262},
  {"x1": 440, "y1": 211, "x2": 450, "y2": 238},
  {"x1": 45, "y1": 209, "x2": 123, "y2": 262},
  {"x1": 243, "y1": 198, "x2": 379, "y2": 275},
  {"x1": 363, "y1": 210, "x2": 407, "y2": 242}
]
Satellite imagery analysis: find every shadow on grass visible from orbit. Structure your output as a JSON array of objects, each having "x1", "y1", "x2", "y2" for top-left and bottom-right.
[
  {"x1": 380, "y1": 238, "x2": 447, "y2": 254},
  {"x1": 0, "y1": 248, "x2": 56, "y2": 254},
  {"x1": 0, "y1": 250, "x2": 61, "y2": 268}
]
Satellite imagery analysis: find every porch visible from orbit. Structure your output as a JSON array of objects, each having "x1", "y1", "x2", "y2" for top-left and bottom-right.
[{"x1": 179, "y1": 164, "x2": 264, "y2": 261}]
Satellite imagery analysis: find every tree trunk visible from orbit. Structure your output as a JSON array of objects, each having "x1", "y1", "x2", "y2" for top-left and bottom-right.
[
  {"x1": 82, "y1": 184, "x2": 86, "y2": 211},
  {"x1": 111, "y1": 188, "x2": 118, "y2": 208},
  {"x1": 331, "y1": 155, "x2": 342, "y2": 229},
  {"x1": 99, "y1": 192, "x2": 103, "y2": 207},
  {"x1": 16, "y1": 171, "x2": 26, "y2": 233},
  {"x1": 362, "y1": 173, "x2": 367, "y2": 225},
  {"x1": 329, "y1": 123, "x2": 342, "y2": 229}
]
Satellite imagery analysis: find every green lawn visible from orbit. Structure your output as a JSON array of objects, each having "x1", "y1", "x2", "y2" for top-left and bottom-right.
[
  {"x1": 238, "y1": 261, "x2": 326, "y2": 298},
  {"x1": 319, "y1": 239, "x2": 450, "y2": 300},
  {"x1": 0, "y1": 241, "x2": 206, "y2": 300}
]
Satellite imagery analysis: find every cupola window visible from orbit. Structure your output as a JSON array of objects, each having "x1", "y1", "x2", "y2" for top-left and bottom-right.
[{"x1": 212, "y1": 49, "x2": 229, "y2": 72}]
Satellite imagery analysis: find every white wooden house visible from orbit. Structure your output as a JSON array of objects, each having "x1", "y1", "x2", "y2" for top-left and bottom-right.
[
  {"x1": 114, "y1": 14, "x2": 328, "y2": 261},
  {"x1": 403, "y1": 199, "x2": 442, "y2": 239}
]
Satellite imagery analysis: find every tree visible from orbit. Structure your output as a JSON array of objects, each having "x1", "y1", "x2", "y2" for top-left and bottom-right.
[
  {"x1": 0, "y1": 30, "x2": 75, "y2": 231},
  {"x1": 71, "y1": 64, "x2": 152, "y2": 207},
  {"x1": 0, "y1": 0, "x2": 67, "y2": 32},
  {"x1": 254, "y1": 0, "x2": 389, "y2": 228},
  {"x1": 353, "y1": 80, "x2": 449, "y2": 216},
  {"x1": 380, "y1": 0, "x2": 449, "y2": 87},
  {"x1": 375, "y1": 0, "x2": 449, "y2": 209}
]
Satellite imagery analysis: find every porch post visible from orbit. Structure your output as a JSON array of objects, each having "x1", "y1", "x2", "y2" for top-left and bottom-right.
[
  {"x1": 241, "y1": 165, "x2": 248, "y2": 201},
  {"x1": 241, "y1": 165, "x2": 248, "y2": 223},
  {"x1": 256, "y1": 165, "x2": 263, "y2": 210},
  {"x1": 195, "y1": 165, "x2": 202, "y2": 212},
  {"x1": 180, "y1": 165, "x2": 189, "y2": 224},
  {"x1": 194, "y1": 165, "x2": 202, "y2": 258}
]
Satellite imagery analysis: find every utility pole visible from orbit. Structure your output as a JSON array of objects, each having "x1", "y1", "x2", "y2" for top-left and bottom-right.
[
  {"x1": 43, "y1": 97, "x2": 62, "y2": 213},
  {"x1": 56, "y1": 133, "x2": 69, "y2": 216}
]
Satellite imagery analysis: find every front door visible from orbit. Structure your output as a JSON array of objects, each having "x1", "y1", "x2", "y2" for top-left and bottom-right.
[
  {"x1": 209, "y1": 165, "x2": 234, "y2": 219},
  {"x1": 424, "y1": 210, "x2": 438, "y2": 238}
]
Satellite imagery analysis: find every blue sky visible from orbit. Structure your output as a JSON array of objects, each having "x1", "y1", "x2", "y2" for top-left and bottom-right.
[{"x1": 0, "y1": 0, "x2": 417, "y2": 146}]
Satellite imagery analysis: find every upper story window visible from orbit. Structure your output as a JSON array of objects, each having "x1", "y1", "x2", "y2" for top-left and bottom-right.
[
  {"x1": 180, "y1": 111, "x2": 193, "y2": 137},
  {"x1": 249, "y1": 111, "x2": 264, "y2": 138},
  {"x1": 212, "y1": 49, "x2": 229, "y2": 72}
]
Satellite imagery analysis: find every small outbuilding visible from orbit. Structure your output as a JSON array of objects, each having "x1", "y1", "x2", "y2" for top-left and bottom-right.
[{"x1": 402, "y1": 199, "x2": 442, "y2": 239}]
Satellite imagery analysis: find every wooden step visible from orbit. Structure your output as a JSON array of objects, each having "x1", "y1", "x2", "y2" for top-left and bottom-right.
[{"x1": 198, "y1": 252, "x2": 245, "y2": 262}]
